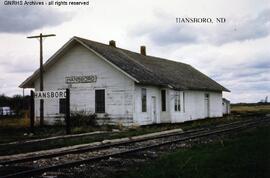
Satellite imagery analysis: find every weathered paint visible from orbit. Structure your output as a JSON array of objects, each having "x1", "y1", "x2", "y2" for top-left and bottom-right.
[
  {"x1": 177, "y1": 90, "x2": 223, "y2": 122},
  {"x1": 133, "y1": 86, "x2": 222, "y2": 125},
  {"x1": 33, "y1": 43, "x2": 225, "y2": 126},
  {"x1": 133, "y1": 85, "x2": 162, "y2": 125},
  {"x1": 34, "y1": 43, "x2": 134, "y2": 125}
]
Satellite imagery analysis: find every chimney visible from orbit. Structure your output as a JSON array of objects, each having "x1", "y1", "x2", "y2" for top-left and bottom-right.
[
  {"x1": 109, "y1": 40, "x2": 116, "y2": 47},
  {"x1": 140, "y1": 46, "x2": 146, "y2": 55}
]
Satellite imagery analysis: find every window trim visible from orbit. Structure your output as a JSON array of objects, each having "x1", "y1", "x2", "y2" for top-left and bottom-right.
[{"x1": 174, "y1": 91, "x2": 181, "y2": 112}]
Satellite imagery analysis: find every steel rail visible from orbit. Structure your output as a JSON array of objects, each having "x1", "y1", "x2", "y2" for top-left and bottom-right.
[
  {"x1": 1, "y1": 117, "x2": 269, "y2": 178},
  {"x1": 0, "y1": 118, "x2": 258, "y2": 165}
]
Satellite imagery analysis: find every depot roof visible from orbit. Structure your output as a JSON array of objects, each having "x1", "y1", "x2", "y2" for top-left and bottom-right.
[{"x1": 20, "y1": 36, "x2": 229, "y2": 92}]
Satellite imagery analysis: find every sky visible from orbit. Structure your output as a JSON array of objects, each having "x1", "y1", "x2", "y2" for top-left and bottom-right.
[{"x1": 0, "y1": 0, "x2": 269, "y2": 103}]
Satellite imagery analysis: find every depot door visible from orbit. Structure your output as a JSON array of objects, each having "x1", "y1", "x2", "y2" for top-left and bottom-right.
[
  {"x1": 204, "y1": 94, "x2": 210, "y2": 118},
  {"x1": 151, "y1": 96, "x2": 157, "y2": 123}
]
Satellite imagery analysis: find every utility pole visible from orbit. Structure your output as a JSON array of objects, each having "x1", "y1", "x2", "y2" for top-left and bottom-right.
[{"x1": 27, "y1": 33, "x2": 56, "y2": 126}]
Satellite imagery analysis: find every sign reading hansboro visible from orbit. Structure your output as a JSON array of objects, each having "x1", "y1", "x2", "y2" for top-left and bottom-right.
[
  {"x1": 35, "y1": 90, "x2": 66, "y2": 99},
  {"x1": 65, "y1": 75, "x2": 97, "y2": 84}
]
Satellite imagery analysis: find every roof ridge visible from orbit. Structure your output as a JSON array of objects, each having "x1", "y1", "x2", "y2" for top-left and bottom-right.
[
  {"x1": 65, "y1": 37, "x2": 229, "y2": 91},
  {"x1": 74, "y1": 36, "x2": 189, "y2": 67},
  {"x1": 75, "y1": 36, "x2": 167, "y2": 83},
  {"x1": 116, "y1": 48, "x2": 167, "y2": 84},
  {"x1": 20, "y1": 36, "x2": 229, "y2": 92}
]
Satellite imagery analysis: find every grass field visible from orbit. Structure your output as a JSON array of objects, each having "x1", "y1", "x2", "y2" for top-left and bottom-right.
[
  {"x1": 0, "y1": 114, "x2": 252, "y2": 156},
  {"x1": 0, "y1": 115, "x2": 235, "y2": 144},
  {"x1": 231, "y1": 104, "x2": 270, "y2": 115},
  {"x1": 0, "y1": 116, "x2": 235, "y2": 155},
  {"x1": 113, "y1": 125, "x2": 270, "y2": 178},
  {"x1": 0, "y1": 103, "x2": 269, "y2": 155},
  {"x1": 0, "y1": 117, "x2": 29, "y2": 128}
]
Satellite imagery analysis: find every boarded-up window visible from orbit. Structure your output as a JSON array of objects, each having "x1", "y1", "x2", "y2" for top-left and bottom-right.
[
  {"x1": 174, "y1": 91, "x2": 181, "y2": 112},
  {"x1": 59, "y1": 98, "x2": 66, "y2": 114},
  {"x1": 161, "y1": 90, "x2": 166, "y2": 111},
  {"x1": 141, "y1": 88, "x2": 147, "y2": 112},
  {"x1": 95, "y1": 89, "x2": 105, "y2": 113}
]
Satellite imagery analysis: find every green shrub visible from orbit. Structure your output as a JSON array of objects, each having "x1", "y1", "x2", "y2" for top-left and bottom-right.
[{"x1": 70, "y1": 110, "x2": 97, "y2": 127}]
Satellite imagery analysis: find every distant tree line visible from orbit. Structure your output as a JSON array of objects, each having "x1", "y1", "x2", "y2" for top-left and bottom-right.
[
  {"x1": 232, "y1": 96, "x2": 269, "y2": 106},
  {"x1": 0, "y1": 94, "x2": 30, "y2": 116},
  {"x1": 232, "y1": 102, "x2": 270, "y2": 106}
]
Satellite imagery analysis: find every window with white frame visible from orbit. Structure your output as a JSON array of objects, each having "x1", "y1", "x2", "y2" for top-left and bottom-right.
[{"x1": 174, "y1": 91, "x2": 181, "y2": 112}]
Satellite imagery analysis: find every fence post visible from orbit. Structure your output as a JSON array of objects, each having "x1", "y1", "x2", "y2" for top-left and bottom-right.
[
  {"x1": 30, "y1": 90, "x2": 35, "y2": 133},
  {"x1": 65, "y1": 88, "x2": 71, "y2": 134}
]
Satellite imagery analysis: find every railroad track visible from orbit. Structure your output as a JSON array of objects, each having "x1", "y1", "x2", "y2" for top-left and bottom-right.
[
  {"x1": 0, "y1": 117, "x2": 257, "y2": 165},
  {"x1": 0, "y1": 117, "x2": 269, "y2": 178}
]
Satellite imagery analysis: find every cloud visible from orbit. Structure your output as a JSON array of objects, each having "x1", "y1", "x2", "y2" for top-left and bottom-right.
[
  {"x1": 0, "y1": 0, "x2": 268, "y2": 103},
  {"x1": 127, "y1": 7, "x2": 270, "y2": 103},
  {"x1": 0, "y1": 6, "x2": 72, "y2": 33},
  {"x1": 212, "y1": 9, "x2": 270, "y2": 44},
  {"x1": 130, "y1": 8, "x2": 270, "y2": 46},
  {"x1": 0, "y1": 54, "x2": 37, "y2": 74},
  {"x1": 149, "y1": 33, "x2": 270, "y2": 103},
  {"x1": 206, "y1": 50, "x2": 270, "y2": 103},
  {"x1": 0, "y1": 72, "x2": 30, "y2": 97},
  {"x1": 0, "y1": 54, "x2": 40, "y2": 96},
  {"x1": 248, "y1": 60, "x2": 270, "y2": 69},
  {"x1": 149, "y1": 26, "x2": 198, "y2": 45}
]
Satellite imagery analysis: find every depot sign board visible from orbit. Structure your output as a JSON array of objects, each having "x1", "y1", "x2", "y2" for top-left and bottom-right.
[
  {"x1": 34, "y1": 90, "x2": 66, "y2": 99},
  {"x1": 31, "y1": 89, "x2": 71, "y2": 134}
]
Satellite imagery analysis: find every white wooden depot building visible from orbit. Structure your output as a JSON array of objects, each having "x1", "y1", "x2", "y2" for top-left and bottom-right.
[{"x1": 20, "y1": 37, "x2": 230, "y2": 125}]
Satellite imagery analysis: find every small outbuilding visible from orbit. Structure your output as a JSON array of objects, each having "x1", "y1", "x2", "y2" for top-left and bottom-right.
[
  {"x1": 20, "y1": 37, "x2": 230, "y2": 125},
  {"x1": 222, "y1": 98, "x2": 231, "y2": 115}
]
